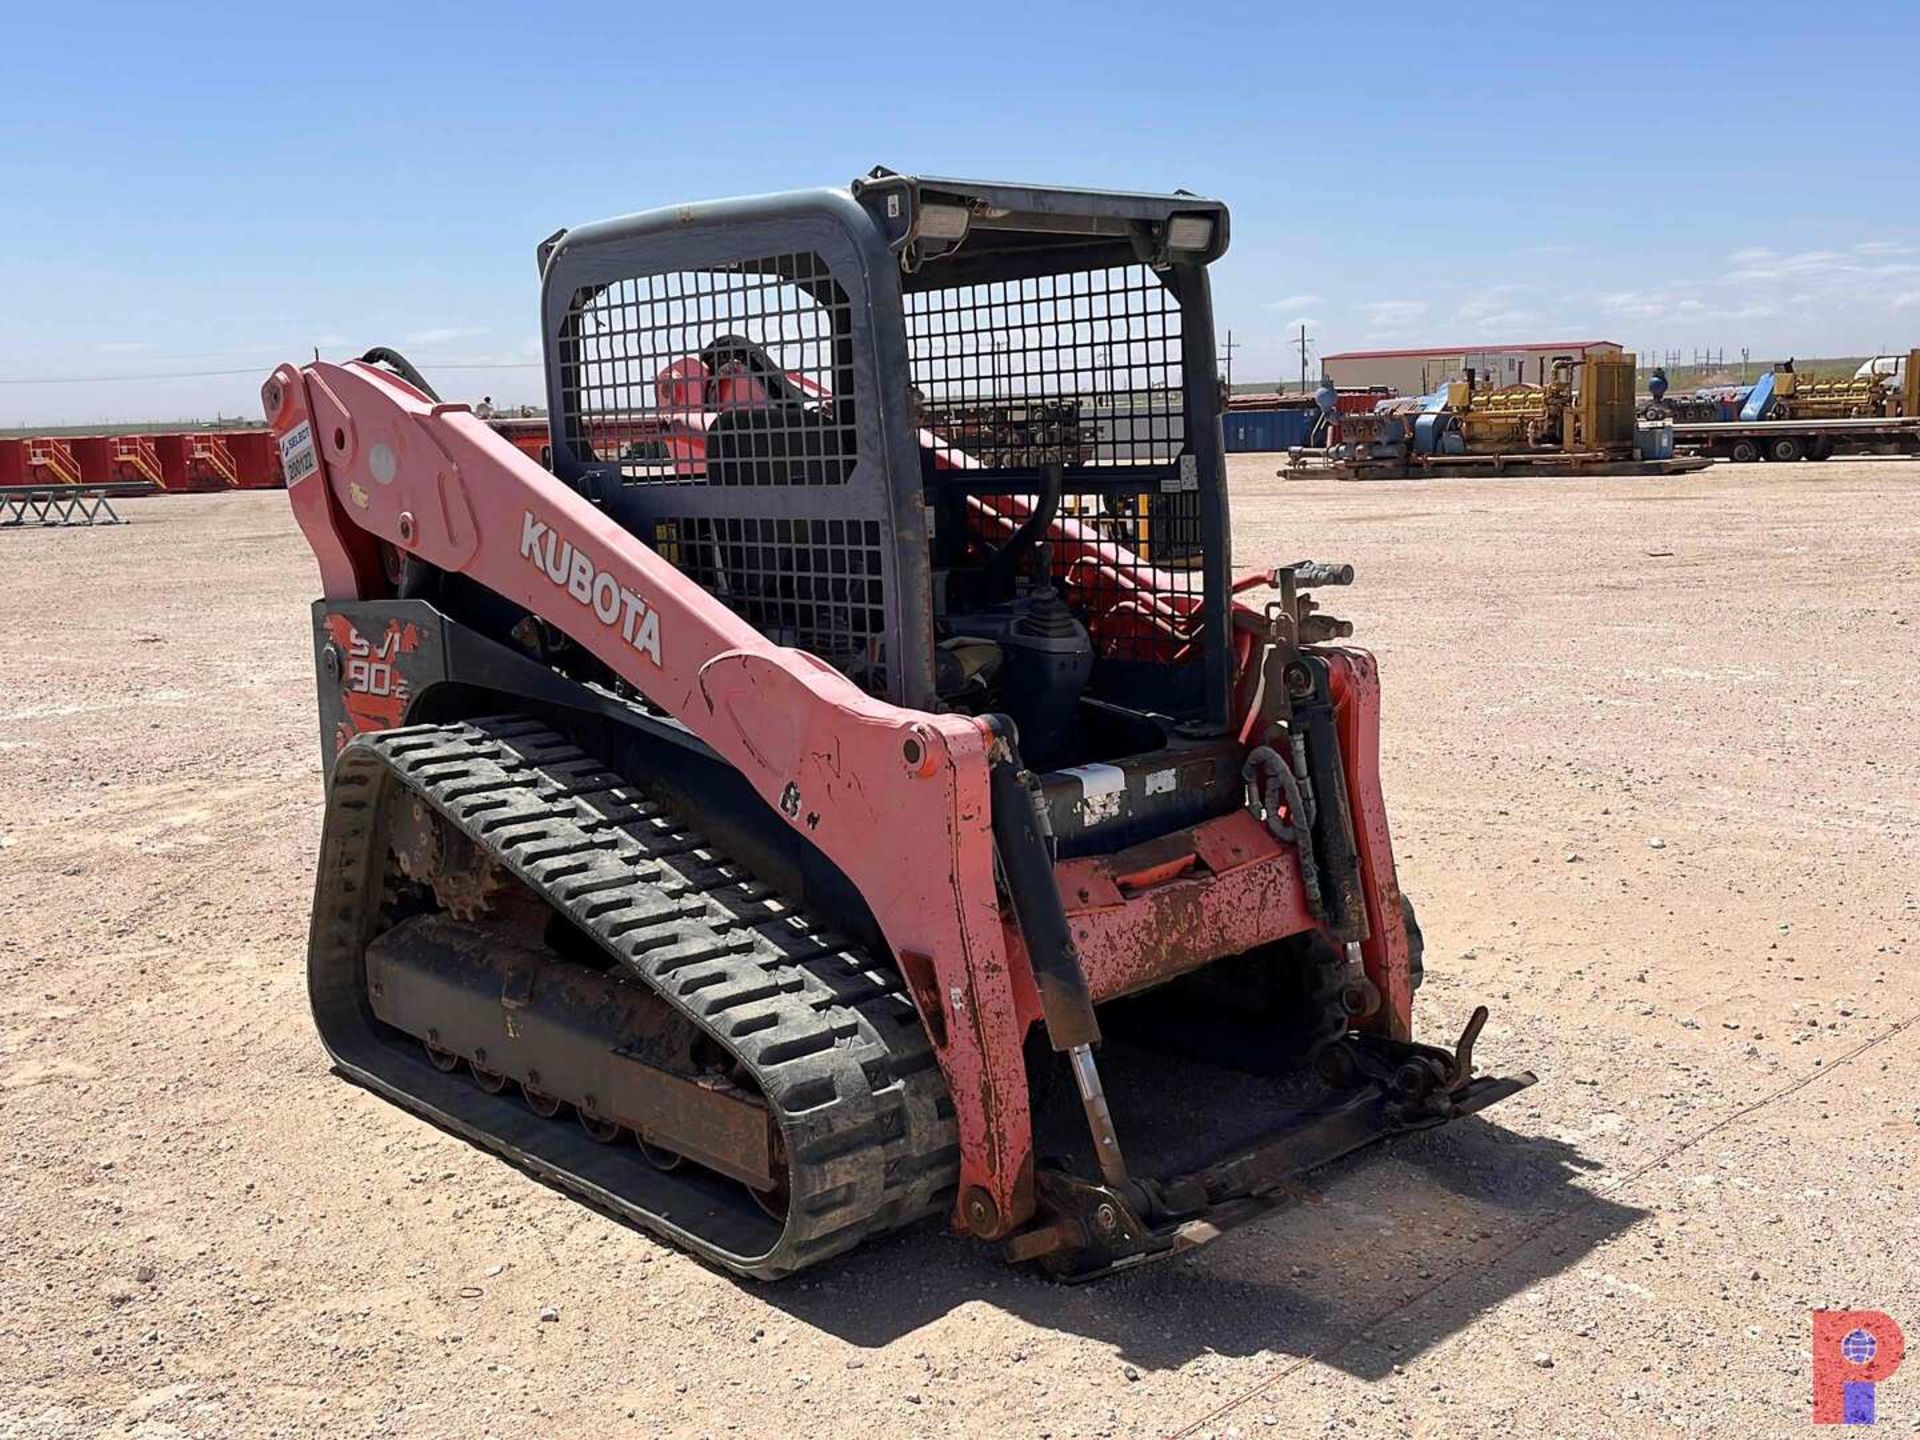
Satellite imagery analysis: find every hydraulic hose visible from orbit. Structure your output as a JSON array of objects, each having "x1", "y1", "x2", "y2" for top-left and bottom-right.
[
  {"x1": 358, "y1": 347, "x2": 443, "y2": 404},
  {"x1": 954, "y1": 463, "x2": 1063, "y2": 610},
  {"x1": 1243, "y1": 743, "x2": 1325, "y2": 919},
  {"x1": 355, "y1": 347, "x2": 443, "y2": 599}
]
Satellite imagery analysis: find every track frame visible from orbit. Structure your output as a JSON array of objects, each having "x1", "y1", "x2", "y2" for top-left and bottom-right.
[{"x1": 309, "y1": 717, "x2": 957, "y2": 1278}]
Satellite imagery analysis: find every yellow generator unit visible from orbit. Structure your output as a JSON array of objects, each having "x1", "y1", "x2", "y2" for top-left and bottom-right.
[
  {"x1": 1444, "y1": 355, "x2": 1637, "y2": 457},
  {"x1": 1394, "y1": 354, "x2": 1655, "y2": 464},
  {"x1": 1453, "y1": 383, "x2": 1561, "y2": 451},
  {"x1": 1773, "y1": 370, "x2": 1889, "y2": 421},
  {"x1": 1445, "y1": 358, "x2": 1576, "y2": 454}
]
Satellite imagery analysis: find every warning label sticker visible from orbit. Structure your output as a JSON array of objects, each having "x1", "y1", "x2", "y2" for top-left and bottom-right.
[{"x1": 280, "y1": 420, "x2": 318, "y2": 487}]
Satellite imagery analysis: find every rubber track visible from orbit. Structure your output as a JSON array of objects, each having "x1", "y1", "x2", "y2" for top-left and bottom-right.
[{"x1": 309, "y1": 717, "x2": 959, "y2": 1278}]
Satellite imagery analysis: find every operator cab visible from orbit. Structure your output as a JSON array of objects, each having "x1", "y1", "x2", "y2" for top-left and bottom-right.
[{"x1": 538, "y1": 169, "x2": 1236, "y2": 848}]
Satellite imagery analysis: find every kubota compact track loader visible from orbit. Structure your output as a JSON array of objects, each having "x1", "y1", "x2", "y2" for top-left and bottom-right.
[{"x1": 268, "y1": 169, "x2": 1531, "y2": 1279}]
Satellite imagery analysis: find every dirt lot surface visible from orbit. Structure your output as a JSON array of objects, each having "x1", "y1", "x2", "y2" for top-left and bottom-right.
[{"x1": 3, "y1": 458, "x2": 1917, "y2": 1440}]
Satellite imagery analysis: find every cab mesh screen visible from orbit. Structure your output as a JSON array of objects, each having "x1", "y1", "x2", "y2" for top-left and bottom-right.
[
  {"x1": 558, "y1": 252, "x2": 857, "y2": 487},
  {"x1": 905, "y1": 264, "x2": 1204, "y2": 669}
]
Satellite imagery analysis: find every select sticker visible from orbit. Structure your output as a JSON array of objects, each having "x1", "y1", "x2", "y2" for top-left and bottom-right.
[{"x1": 280, "y1": 420, "x2": 318, "y2": 486}]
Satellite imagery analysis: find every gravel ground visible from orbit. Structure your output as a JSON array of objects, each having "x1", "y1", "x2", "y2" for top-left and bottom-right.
[{"x1": 1, "y1": 458, "x2": 1916, "y2": 1439}]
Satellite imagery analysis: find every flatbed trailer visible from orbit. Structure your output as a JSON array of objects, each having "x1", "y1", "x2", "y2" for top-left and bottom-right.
[
  {"x1": 1673, "y1": 415, "x2": 1920, "y2": 464},
  {"x1": 1279, "y1": 449, "x2": 1709, "y2": 482}
]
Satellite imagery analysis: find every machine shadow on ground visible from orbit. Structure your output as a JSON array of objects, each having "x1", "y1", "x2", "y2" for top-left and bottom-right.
[{"x1": 757, "y1": 1113, "x2": 1646, "y2": 1380}]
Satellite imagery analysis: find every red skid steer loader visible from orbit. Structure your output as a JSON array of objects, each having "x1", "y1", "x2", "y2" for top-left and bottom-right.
[{"x1": 267, "y1": 168, "x2": 1532, "y2": 1279}]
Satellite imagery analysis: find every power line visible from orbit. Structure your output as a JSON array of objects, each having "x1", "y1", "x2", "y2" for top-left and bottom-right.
[
  {"x1": 383, "y1": 359, "x2": 544, "y2": 371},
  {"x1": 0, "y1": 357, "x2": 544, "y2": 386},
  {"x1": 0, "y1": 365, "x2": 268, "y2": 386}
]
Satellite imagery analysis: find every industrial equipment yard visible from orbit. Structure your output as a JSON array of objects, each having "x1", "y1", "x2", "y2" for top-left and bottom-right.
[{"x1": 3, "y1": 457, "x2": 1913, "y2": 1439}]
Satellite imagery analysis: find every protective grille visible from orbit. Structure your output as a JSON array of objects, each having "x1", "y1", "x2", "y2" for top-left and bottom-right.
[
  {"x1": 910, "y1": 265, "x2": 1205, "y2": 674},
  {"x1": 641, "y1": 515, "x2": 890, "y2": 692},
  {"x1": 557, "y1": 252, "x2": 857, "y2": 486},
  {"x1": 904, "y1": 265, "x2": 1186, "y2": 466}
]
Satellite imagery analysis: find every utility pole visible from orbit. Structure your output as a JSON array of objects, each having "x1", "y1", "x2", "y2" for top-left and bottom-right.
[
  {"x1": 1296, "y1": 323, "x2": 1312, "y2": 395},
  {"x1": 1219, "y1": 330, "x2": 1238, "y2": 395}
]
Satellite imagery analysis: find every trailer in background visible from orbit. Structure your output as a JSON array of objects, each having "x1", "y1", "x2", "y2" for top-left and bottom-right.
[
  {"x1": 1669, "y1": 348, "x2": 1919, "y2": 462},
  {"x1": 1672, "y1": 415, "x2": 1920, "y2": 464}
]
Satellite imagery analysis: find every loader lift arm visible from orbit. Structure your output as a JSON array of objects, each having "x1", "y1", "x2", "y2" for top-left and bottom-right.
[{"x1": 267, "y1": 358, "x2": 1042, "y2": 1235}]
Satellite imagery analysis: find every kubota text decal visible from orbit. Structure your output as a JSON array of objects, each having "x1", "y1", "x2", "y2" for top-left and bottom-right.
[{"x1": 519, "y1": 512, "x2": 662, "y2": 665}]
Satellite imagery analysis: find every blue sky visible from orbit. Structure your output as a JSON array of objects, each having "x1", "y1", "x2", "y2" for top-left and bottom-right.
[{"x1": 3, "y1": 0, "x2": 1917, "y2": 424}]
